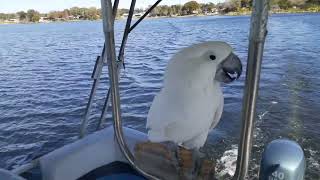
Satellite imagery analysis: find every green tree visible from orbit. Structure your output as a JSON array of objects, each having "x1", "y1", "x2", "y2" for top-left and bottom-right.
[
  {"x1": 159, "y1": 5, "x2": 171, "y2": 16},
  {"x1": 17, "y1": 11, "x2": 27, "y2": 21},
  {"x1": 171, "y1": 5, "x2": 183, "y2": 15},
  {"x1": 87, "y1": 7, "x2": 99, "y2": 20},
  {"x1": 200, "y1": 2, "x2": 216, "y2": 12},
  {"x1": 70, "y1": 7, "x2": 81, "y2": 17},
  {"x1": 0, "y1": 13, "x2": 6, "y2": 20},
  {"x1": 116, "y1": 8, "x2": 129, "y2": 18},
  {"x1": 0, "y1": 13, "x2": 14, "y2": 21},
  {"x1": 229, "y1": 0, "x2": 241, "y2": 9},
  {"x1": 241, "y1": 0, "x2": 252, "y2": 7},
  {"x1": 277, "y1": 0, "x2": 292, "y2": 9},
  {"x1": 62, "y1": 9, "x2": 70, "y2": 19},
  {"x1": 182, "y1": 1, "x2": 200, "y2": 14},
  {"x1": 150, "y1": 6, "x2": 160, "y2": 16},
  {"x1": 27, "y1": 9, "x2": 40, "y2": 22},
  {"x1": 307, "y1": 0, "x2": 320, "y2": 4},
  {"x1": 135, "y1": 8, "x2": 144, "y2": 13},
  {"x1": 288, "y1": 0, "x2": 307, "y2": 6},
  {"x1": 48, "y1": 11, "x2": 63, "y2": 20},
  {"x1": 97, "y1": 8, "x2": 102, "y2": 18}
]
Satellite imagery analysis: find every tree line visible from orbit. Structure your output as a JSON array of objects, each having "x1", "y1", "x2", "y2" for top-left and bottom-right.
[
  {"x1": 0, "y1": 7, "x2": 102, "y2": 22},
  {"x1": 0, "y1": 9, "x2": 41, "y2": 22},
  {"x1": 147, "y1": 0, "x2": 320, "y2": 16},
  {"x1": 1, "y1": 0, "x2": 319, "y2": 23},
  {"x1": 146, "y1": 2, "x2": 216, "y2": 16},
  {"x1": 272, "y1": 0, "x2": 319, "y2": 10},
  {"x1": 240, "y1": 0, "x2": 319, "y2": 9},
  {"x1": 158, "y1": 0, "x2": 319, "y2": 15},
  {"x1": 47, "y1": 7, "x2": 101, "y2": 21}
]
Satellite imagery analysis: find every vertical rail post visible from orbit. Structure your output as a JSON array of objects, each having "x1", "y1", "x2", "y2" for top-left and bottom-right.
[
  {"x1": 100, "y1": 0, "x2": 159, "y2": 179},
  {"x1": 79, "y1": 47, "x2": 105, "y2": 138},
  {"x1": 233, "y1": 0, "x2": 269, "y2": 179},
  {"x1": 96, "y1": 0, "x2": 136, "y2": 130},
  {"x1": 80, "y1": 0, "x2": 119, "y2": 136},
  {"x1": 97, "y1": 0, "x2": 162, "y2": 130}
]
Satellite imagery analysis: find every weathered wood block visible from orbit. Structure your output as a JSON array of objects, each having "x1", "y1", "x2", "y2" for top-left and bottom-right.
[{"x1": 134, "y1": 142, "x2": 216, "y2": 180}]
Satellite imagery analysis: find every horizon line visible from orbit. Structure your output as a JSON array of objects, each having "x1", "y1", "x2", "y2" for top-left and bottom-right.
[{"x1": 0, "y1": 0, "x2": 224, "y2": 14}]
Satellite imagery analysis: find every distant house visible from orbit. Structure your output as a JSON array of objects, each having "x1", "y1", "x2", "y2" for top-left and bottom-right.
[
  {"x1": 56, "y1": 18, "x2": 67, "y2": 21},
  {"x1": 191, "y1": 10, "x2": 199, "y2": 14},
  {"x1": 5, "y1": 18, "x2": 19, "y2": 23},
  {"x1": 271, "y1": 4, "x2": 281, "y2": 12},
  {"x1": 68, "y1": 15, "x2": 76, "y2": 20},
  {"x1": 134, "y1": 12, "x2": 144, "y2": 17},
  {"x1": 212, "y1": 8, "x2": 218, "y2": 12},
  {"x1": 39, "y1": 17, "x2": 50, "y2": 23},
  {"x1": 211, "y1": 8, "x2": 219, "y2": 15},
  {"x1": 204, "y1": 10, "x2": 219, "y2": 15},
  {"x1": 122, "y1": 13, "x2": 129, "y2": 17},
  {"x1": 11, "y1": 18, "x2": 19, "y2": 22}
]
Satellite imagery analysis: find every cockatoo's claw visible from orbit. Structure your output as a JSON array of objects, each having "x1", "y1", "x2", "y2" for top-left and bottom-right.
[{"x1": 197, "y1": 159, "x2": 216, "y2": 180}]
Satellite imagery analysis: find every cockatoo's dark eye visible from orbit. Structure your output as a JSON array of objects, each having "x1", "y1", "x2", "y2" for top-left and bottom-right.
[{"x1": 209, "y1": 55, "x2": 216, "y2": 61}]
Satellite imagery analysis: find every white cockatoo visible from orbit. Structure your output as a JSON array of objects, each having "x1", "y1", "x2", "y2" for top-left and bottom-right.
[{"x1": 146, "y1": 41, "x2": 242, "y2": 150}]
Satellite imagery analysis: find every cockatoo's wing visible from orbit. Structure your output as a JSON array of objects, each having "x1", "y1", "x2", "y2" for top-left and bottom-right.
[
  {"x1": 147, "y1": 86, "x2": 221, "y2": 149},
  {"x1": 146, "y1": 91, "x2": 192, "y2": 143},
  {"x1": 210, "y1": 93, "x2": 224, "y2": 130}
]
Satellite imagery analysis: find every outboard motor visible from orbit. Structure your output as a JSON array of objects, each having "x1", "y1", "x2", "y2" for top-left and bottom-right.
[{"x1": 259, "y1": 139, "x2": 306, "y2": 180}]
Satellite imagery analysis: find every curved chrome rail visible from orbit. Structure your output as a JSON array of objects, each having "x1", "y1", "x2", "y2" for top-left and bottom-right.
[
  {"x1": 79, "y1": 0, "x2": 162, "y2": 138},
  {"x1": 11, "y1": 0, "x2": 269, "y2": 178},
  {"x1": 233, "y1": 0, "x2": 269, "y2": 179},
  {"x1": 101, "y1": 0, "x2": 269, "y2": 179},
  {"x1": 101, "y1": 0, "x2": 160, "y2": 179}
]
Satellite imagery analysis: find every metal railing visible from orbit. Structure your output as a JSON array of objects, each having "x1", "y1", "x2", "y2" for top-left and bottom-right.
[
  {"x1": 233, "y1": 0, "x2": 269, "y2": 179},
  {"x1": 86, "y1": 0, "x2": 269, "y2": 179},
  {"x1": 79, "y1": 0, "x2": 162, "y2": 138},
  {"x1": 11, "y1": 0, "x2": 269, "y2": 178},
  {"x1": 100, "y1": 0, "x2": 160, "y2": 179}
]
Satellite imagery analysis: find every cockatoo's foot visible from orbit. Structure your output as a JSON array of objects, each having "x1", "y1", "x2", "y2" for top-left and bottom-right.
[
  {"x1": 177, "y1": 146, "x2": 194, "y2": 179},
  {"x1": 134, "y1": 141, "x2": 215, "y2": 180},
  {"x1": 192, "y1": 149, "x2": 215, "y2": 180},
  {"x1": 134, "y1": 141, "x2": 180, "y2": 180},
  {"x1": 197, "y1": 159, "x2": 216, "y2": 180}
]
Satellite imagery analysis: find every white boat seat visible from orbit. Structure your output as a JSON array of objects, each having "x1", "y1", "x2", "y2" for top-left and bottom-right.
[
  {"x1": 39, "y1": 127, "x2": 147, "y2": 180},
  {"x1": 0, "y1": 169, "x2": 26, "y2": 180}
]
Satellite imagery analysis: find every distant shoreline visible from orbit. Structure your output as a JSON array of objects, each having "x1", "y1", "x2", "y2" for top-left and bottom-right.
[{"x1": 1, "y1": 11, "x2": 319, "y2": 25}]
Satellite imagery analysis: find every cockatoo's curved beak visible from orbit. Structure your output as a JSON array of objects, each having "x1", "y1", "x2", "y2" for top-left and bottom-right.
[{"x1": 215, "y1": 52, "x2": 242, "y2": 83}]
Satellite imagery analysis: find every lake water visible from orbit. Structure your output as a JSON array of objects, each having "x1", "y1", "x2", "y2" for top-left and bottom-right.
[{"x1": 0, "y1": 13, "x2": 319, "y2": 179}]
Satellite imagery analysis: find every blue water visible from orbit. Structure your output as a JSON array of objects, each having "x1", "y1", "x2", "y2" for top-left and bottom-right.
[{"x1": 0, "y1": 14, "x2": 319, "y2": 179}]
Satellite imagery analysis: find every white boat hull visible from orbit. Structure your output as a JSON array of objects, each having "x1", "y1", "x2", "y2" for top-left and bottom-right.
[{"x1": 1, "y1": 127, "x2": 147, "y2": 180}]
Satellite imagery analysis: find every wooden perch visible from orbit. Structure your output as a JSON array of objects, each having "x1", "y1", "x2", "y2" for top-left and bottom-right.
[{"x1": 134, "y1": 141, "x2": 215, "y2": 180}]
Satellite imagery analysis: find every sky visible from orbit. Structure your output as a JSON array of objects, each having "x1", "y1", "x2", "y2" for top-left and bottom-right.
[{"x1": 0, "y1": 0, "x2": 225, "y2": 13}]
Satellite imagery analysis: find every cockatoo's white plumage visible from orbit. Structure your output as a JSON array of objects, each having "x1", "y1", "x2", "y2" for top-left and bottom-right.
[{"x1": 146, "y1": 41, "x2": 242, "y2": 150}]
